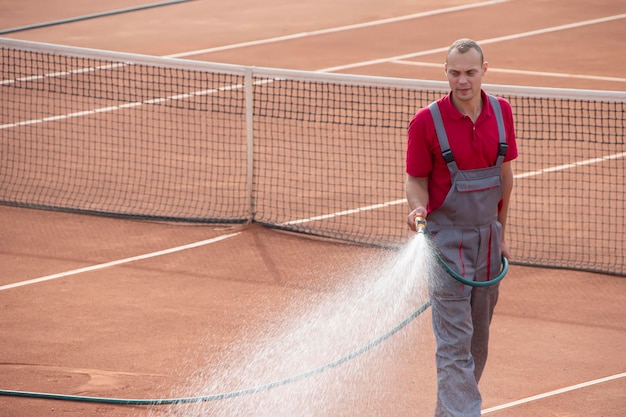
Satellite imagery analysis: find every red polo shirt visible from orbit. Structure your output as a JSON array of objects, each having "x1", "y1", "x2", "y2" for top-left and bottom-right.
[{"x1": 406, "y1": 90, "x2": 518, "y2": 213}]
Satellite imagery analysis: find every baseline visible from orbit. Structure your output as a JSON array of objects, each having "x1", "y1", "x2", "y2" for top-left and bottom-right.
[
  {"x1": 0, "y1": 0, "x2": 192, "y2": 36},
  {"x1": 0, "y1": 232, "x2": 240, "y2": 291},
  {"x1": 391, "y1": 61, "x2": 626, "y2": 84},
  {"x1": 281, "y1": 151, "x2": 626, "y2": 226},
  {"x1": 481, "y1": 372, "x2": 626, "y2": 414},
  {"x1": 166, "y1": 0, "x2": 508, "y2": 59},
  {"x1": 319, "y1": 14, "x2": 626, "y2": 73}
]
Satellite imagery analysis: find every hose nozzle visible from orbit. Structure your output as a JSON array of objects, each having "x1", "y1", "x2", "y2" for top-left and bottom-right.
[{"x1": 414, "y1": 215, "x2": 426, "y2": 234}]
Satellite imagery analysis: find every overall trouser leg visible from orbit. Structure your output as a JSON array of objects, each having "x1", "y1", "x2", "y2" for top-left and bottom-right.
[
  {"x1": 470, "y1": 284, "x2": 499, "y2": 383},
  {"x1": 470, "y1": 224, "x2": 501, "y2": 383},
  {"x1": 430, "y1": 283, "x2": 482, "y2": 417}
]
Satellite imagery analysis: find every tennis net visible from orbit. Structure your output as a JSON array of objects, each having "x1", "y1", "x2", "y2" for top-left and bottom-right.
[{"x1": 1, "y1": 38, "x2": 624, "y2": 276}]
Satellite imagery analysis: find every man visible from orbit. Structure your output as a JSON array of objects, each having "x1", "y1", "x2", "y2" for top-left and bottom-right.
[{"x1": 405, "y1": 39, "x2": 518, "y2": 416}]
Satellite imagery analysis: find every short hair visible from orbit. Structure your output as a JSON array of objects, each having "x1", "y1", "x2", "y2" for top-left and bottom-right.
[{"x1": 446, "y1": 39, "x2": 484, "y2": 64}]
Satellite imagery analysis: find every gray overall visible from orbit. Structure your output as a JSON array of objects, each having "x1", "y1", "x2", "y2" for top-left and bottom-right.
[{"x1": 427, "y1": 95, "x2": 507, "y2": 417}]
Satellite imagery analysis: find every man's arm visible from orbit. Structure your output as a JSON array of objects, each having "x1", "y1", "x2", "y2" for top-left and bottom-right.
[
  {"x1": 499, "y1": 161, "x2": 514, "y2": 258},
  {"x1": 405, "y1": 174, "x2": 429, "y2": 231}
]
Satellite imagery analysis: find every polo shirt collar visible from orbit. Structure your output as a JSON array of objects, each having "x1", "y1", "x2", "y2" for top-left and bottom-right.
[{"x1": 441, "y1": 89, "x2": 492, "y2": 121}]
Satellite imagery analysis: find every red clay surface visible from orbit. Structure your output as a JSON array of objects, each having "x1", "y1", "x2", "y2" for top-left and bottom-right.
[{"x1": 1, "y1": 0, "x2": 625, "y2": 416}]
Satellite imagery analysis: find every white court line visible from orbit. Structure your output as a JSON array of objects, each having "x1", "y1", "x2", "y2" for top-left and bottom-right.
[
  {"x1": 284, "y1": 151, "x2": 626, "y2": 225},
  {"x1": 481, "y1": 372, "x2": 626, "y2": 414},
  {"x1": 0, "y1": 232, "x2": 240, "y2": 291},
  {"x1": 319, "y1": 14, "x2": 626, "y2": 72},
  {"x1": 391, "y1": 60, "x2": 626, "y2": 83},
  {"x1": 0, "y1": 63, "x2": 125, "y2": 86},
  {"x1": 0, "y1": 82, "x2": 244, "y2": 130},
  {"x1": 514, "y1": 152, "x2": 626, "y2": 179},
  {"x1": 0, "y1": 1, "x2": 506, "y2": 86},
  {"x1": 282, "y1": 199, "x2": 406, "y2": 226},
  {"x1": 7, "y1": 151, "x2": 622, "y2": 291},
  {"x1": 165, "y1": 0, "x2": 509, "y2": 58},
  {"x1": 3, "y1": 13, "x2": 624, "y2": 129}
]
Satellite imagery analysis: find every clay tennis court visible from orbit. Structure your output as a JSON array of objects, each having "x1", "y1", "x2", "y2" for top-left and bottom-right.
[{"x1": 1, "y1": 0, "x2": 625, "y2": 416}]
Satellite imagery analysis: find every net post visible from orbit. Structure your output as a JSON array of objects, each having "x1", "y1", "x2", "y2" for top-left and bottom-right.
[{"x1": 245, "y1": 67, "x2": 255, "y2": 224}]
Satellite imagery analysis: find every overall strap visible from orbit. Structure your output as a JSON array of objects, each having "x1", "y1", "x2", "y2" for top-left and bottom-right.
[
  {"x1": 429, "y1": 96, "x2": 508, "y2": 167},
  {"x1": 487, "y1": 94, "x2": 508, "y2": 166},
  {"x1": 428, "y1": 101, "x2": 456, "y2": 167}
]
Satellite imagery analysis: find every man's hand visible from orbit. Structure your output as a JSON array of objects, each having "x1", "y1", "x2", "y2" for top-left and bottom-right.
[{"x1": 407, "y1": 206, "x2": 427, "y2": 232}]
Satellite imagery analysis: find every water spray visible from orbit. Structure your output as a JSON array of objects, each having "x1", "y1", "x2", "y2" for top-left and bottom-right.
[
  {"x1": 414, "y1": 215, "x2": 508, "y2": 287},
  {"x1": 0, "y1": 230, "x2": 435, "y2": 407},
  {"x1": 0, "y1": 218, "x2": 505, "y2": 407}
]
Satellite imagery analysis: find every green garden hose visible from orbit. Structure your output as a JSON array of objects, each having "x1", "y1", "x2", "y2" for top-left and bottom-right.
[
  {"x1": 415, "y1": 216, "x2": 508, "y2": 287},
  {"x1": 0, "y1": 300, "x2": 432, "y2": 406},
  {"x1": 2, "y1": 219, "x2": 506, "y2": 406},
  {"x1": 436, "y1": 253, "x2": 509, "y2": 287}
]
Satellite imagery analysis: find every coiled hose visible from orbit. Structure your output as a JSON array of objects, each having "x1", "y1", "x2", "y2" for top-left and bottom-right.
[{"x1": 415, "y1": 216, "x2": 509, "y2": 287}]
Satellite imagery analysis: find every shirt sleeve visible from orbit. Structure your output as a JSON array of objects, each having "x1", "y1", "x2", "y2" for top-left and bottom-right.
[{"x1": 406, "y1": 108, "x2": 435, "y2": 177}]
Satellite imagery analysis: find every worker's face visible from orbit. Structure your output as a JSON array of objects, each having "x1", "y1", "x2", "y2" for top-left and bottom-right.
[{"x1": 444, "y1": 48, "x2": 487, "y2": 102}]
